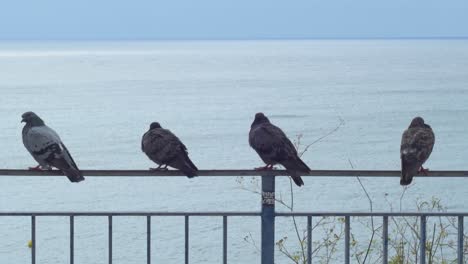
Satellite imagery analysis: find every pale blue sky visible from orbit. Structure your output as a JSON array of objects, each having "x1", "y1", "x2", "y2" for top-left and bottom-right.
[{"x1": 1, "y1": 0, "x2": 467, "y2": 40}]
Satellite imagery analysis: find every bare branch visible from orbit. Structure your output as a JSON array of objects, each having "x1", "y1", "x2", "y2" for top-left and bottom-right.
[{"x1": 297, "y1": 116, "x2": 345, "y2": 157}]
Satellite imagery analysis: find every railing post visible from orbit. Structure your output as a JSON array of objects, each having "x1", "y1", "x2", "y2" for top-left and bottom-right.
[
  {"x1": 420, "y1": 215, "x2": 426, "y2": 264},
  {"x1": 108, "y1": 215, "x2": 113, "y2": 264},
  {"x1": 223, "y1": 216, "x2": 228, "y2": 264},
  {"x1": 458, "y1": 216, "x2": 464, "y2": 264},
  {"x1": 185, "y1": 215, "x2": 189, "y2": 264},
  {"x1": 307, "y1": 216, "x2": 312, "y2": 264},
  {"x1": 147, "y1": 216, "x2": 151, "y2": 264},
  {"x1": 70, "y1": 215, "x2": 74, "y2": 264},
  {"x1": 345, "y1": 216, "x2": 350, "y2": 264},
  {"x1": 261, "y1": 175, "x2": 275, "y2": 264},
  {"x1": 31, "y1": 215, "x2": 36, "y2": 264},
  {"x1": 383, "y1": 216, "x2": 388, "y2": 264}
]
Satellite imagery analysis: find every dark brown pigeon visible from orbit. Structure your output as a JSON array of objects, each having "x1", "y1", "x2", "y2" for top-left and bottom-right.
[
  {"x1": 142, "y1": 122, "x2": 198, "y2": 178},
  {"x1": 400, "y1": 117, "x2": 435, "y2": 185},
  {"x1": 249, "y1": 113, "x2": 310, "y2": 186}
]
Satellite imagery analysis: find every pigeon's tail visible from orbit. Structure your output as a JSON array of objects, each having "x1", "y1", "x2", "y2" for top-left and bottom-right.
[
  {"x1": 63, "y1": 168, "x2": 85, "y2": 183},
  {"x1": 400, "y1": 175, "x2": 412, "y2": 186},
  {"x1": 400, "y1": 169, "x2": 414, "y2": 186},
  {"x1": 175, "y1": 155, "x2": 198, "y2": 178},
  {"x1": 290, "y1": 173, "x2": 305, "y2": 187},
  {"x1": 400, "y1": 159, "x2": 418, "y2": 186},
  {"x1": 282, "y1": 157, "x2": 310, "y2": 187},
  {"x1": 180, "y1": 163, "x2": 198, "y2": 178},
  {"x1": 58, "y1": 143, "x2": 84, "y2": 182}
]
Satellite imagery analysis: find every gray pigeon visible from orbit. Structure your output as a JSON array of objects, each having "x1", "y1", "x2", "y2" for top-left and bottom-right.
[
  {"x1": 400, "y1": 117, "x2": 435, "y2": 185},
  {"x1": 249, "y1": 113, "x2": 310, "y2": 186},
  {"x1": 21, "y1": 112, "x2": 84, "y2": 182},
  {"x1": 141, "y1": 122, "x2": 198, "y2": 178}
]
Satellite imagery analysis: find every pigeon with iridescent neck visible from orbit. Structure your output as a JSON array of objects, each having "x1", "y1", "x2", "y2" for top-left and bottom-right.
[{"x1": 21, "y1": 111, "x2": 84, "y2": 182}]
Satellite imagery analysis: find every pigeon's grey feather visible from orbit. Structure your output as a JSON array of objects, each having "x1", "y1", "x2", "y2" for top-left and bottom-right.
[
  {"x1": 400, "y1": 117, "x2": 435, "y2": 185},
  {"x1": 142, "y1": 122, "x2": 198, "y2": 178},
  {"x1": 249, "y1": 113, "x2": 310, "y2": 186},
  {"x1": 21, "y1": 112, "x2": 84, "y2": 182}
]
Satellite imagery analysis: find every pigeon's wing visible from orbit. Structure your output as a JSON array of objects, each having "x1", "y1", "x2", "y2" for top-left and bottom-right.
[
  {"x1": 166, "y1": 140, "x2": 198, "y2": 178},
  {"x1": 417, "y1": 127, "x2": 435, "y2": 162},
  {"x1": 142, "y1": 129, "x2": 198, "y2": 177},
  {"x1": 249, "y1": 123, "x2": 308, "y2": 187},
  {"x1": 400, "y1": 127, "x2": 435, "y2": 185},
  {"x1": 156, "y1": 129, "x2": 198, "y2": 177},
  {"x1": 142, "y1": 130, "x2": 165, "y2": 164},
  {"x1": 23, "y1": 126, "x2": 63, "y2": 164},
  {"x1": 142, "y1": 129, "x2": 181, "y2": 164},
  {"x1": 249, "y1": 123, "x2": 298, "y2": 162},
  {"x1": 51, "y1": 143, "x2": 79, "y2": 171},
  {"x1": 264, "y1": 124, "x2": 310, "y2": 185},
  {"x1": 249, "y1": 125, "x2": 274, "y2": 158},
  {"x1": 401, "y1": 127, "x2": 435, "y2": 164},
  {"x1": 24, "y1": 126, "x2": 83, "y2": 182}
]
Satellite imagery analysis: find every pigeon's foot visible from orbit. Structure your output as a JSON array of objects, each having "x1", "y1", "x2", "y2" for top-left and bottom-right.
[
  {"x1": 28, "y1": 165, "x2": 43, "y2": 171},
  {"x1": 150, "y1": 166, "x2": 169, "y2": 171},
  {"x1": 254, "y1": 164, "x2": 275, "y2": 171},
  {"x1": 418, "y1": 166, "x2": 429, "y2": 176}
]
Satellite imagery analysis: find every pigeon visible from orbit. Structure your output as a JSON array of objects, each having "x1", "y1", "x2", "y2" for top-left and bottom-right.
[
  {"x1": 21, "y1": 111, "x2": 84, "y2": 182},
  {"x1": 249, "y1": 113, "x2": 310, "y2": 186},
  {"x1": 141, "y1": 122, "x2": 198, "y2": 178},
  {"x1": 400, "y1": 117, "x2": 435, "y2": 186}
]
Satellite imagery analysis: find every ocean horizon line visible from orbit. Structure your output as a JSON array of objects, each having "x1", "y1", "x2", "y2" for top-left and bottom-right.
[{"x1": 0, "y1": 36, "x2": 467, "y2": 43}]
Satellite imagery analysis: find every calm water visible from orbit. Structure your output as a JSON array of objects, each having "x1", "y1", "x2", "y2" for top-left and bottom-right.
[{"x1": 0, "y1": 40, "x2": 467, "y2": 263}]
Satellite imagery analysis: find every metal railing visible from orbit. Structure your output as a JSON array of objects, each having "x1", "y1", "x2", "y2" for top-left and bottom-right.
[{"x1": 0, "y1": 169, "x2": 467, "y2": 264}]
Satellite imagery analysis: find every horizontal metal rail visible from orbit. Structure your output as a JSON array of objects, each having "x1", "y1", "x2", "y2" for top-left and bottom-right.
[
  {"x1": 276, "y1": 212, "x2": 468, "y2": 217},
  {"x1": 0, "y1": 211, "x2": 467, "y2": 216},
  {"x1": 0, "y1": 212, "x2": 261, "y2": 216},
  {"x1": 0, "y1": 169, "x2": 467, "y2": 177}
]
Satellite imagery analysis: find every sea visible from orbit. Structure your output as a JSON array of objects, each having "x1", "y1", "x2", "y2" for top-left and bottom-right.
[{"x1": 0, "y1": 40, "x2": 467, "y2": 263}]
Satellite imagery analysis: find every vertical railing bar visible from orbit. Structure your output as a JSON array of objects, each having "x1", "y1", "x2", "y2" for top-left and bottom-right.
[
  {"x1": 108, "y1": 215, "x2": 112, "y2": 264},
  {"x1": 70, "y1": 215, "x2": 74, "y2": 264},
  {"x1": 307, "y1": 216, "x2": 312, "y2": 264},
  {"x1": 420, "y1": 215, "x2": 426, "y2": 264},
  {"x1": 345, "y1": 216, "x2": 350, "y2": 264},
  {"x1": 261, "y1": 175, "x2": 275, "y2": 264},
  {"x1": 458, "y1": 216, "x2": 464, "y2": 264},
  {"x1": 223, "y1": 216, "x2": 227, "y2": 264},
  {"x1": 31, "y1": 215, "x2": 36, "y2": 264},
  {"x1": 147, "y1": 216, "x2": 151, "y2": 264},
  {"x1": 185, "y1": 215, "x2": 189, "y2": 264},
  {"x1": 383, "y1": 216, "x2": 388, "y2": 264}
]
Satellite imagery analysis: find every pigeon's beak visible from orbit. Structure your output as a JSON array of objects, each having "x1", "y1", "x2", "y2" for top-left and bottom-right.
[{"x1": 21, "y1": 118, "x2": 25, "y2": 123}]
